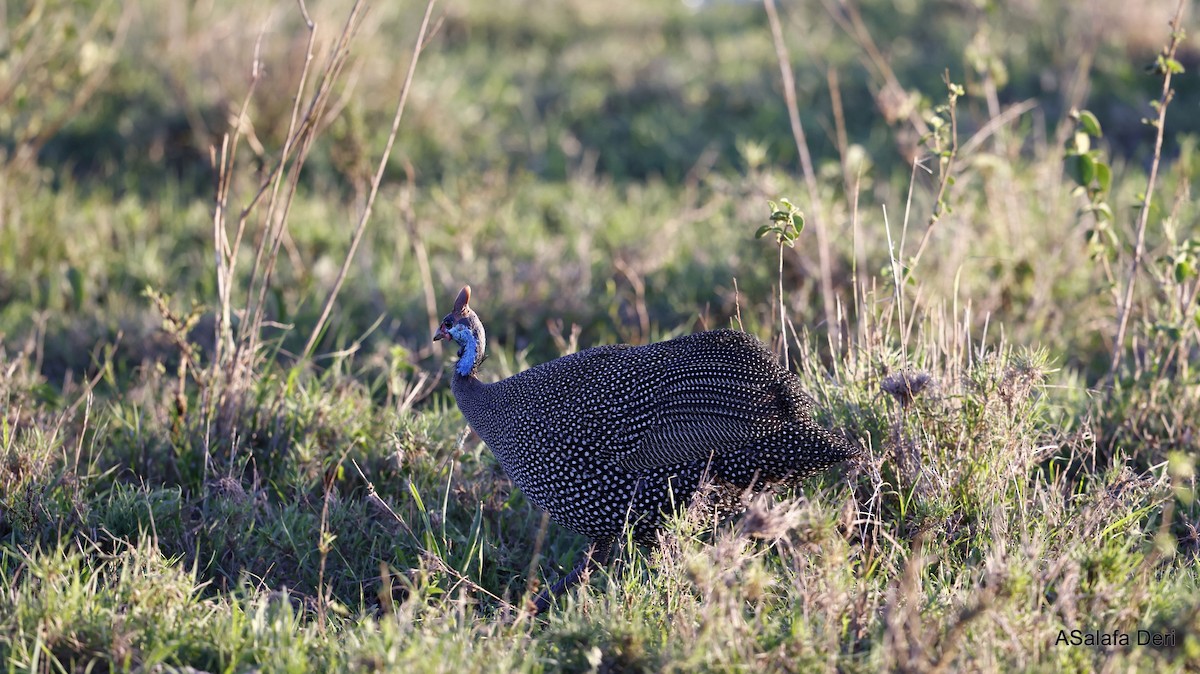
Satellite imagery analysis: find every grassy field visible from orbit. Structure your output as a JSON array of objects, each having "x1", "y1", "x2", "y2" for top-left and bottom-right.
[{"x1": 2, "y1": 0, "x2": 1199, "y2": 671}]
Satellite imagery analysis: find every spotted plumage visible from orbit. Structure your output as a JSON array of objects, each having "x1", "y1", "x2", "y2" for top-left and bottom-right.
[{"x1": 434, "y1": 285, "x2": 857, "y2": 610}]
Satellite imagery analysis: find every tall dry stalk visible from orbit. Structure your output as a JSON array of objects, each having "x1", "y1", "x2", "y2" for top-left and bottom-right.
[
  {"x1": 207, "y1": 0, "x2": 437, "y2": 440},
  {"x1": 302, "y1": 0, "x2": 440, "y2": 359},
  {"x1": 1109, "y1": 0, "x2": 1188, "y2": 379},
  {"x1": 763, "y1": 0, "x2": 837, "y2": 344}
]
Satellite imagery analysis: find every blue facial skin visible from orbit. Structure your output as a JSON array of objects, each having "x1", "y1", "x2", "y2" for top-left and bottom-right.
[{"x1": 449, "y1": 324, "x2": 479, "y2": 376}]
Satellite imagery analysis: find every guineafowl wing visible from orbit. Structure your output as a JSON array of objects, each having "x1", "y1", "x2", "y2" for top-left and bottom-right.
[
  {"x1": 613, "y1": 368, "x2": 787, "y2": 471},
  {"x1": 608, "y1": 330, "x2": 810, "y2": 471}
]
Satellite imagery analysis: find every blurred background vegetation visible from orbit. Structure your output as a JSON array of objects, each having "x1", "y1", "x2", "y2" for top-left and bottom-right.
[{"x1": 2, "y1": 0, "x2": 1196, "y2": 386}]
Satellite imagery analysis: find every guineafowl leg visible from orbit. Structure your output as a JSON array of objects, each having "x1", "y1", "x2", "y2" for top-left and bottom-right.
[{"x1": 531, "y1": 539, "x2": 613, "y2": 614}]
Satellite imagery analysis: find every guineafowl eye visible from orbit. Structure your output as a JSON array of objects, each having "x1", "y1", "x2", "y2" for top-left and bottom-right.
[{"x1": 435, "y1": 284, "x2": 858, "y2": 614}]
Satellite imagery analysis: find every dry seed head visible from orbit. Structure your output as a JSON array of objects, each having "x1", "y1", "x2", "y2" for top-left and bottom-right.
[
  {"x1": 209, "y1": 476, "x2": 248, "y2": 504},
  {"x1": 999, "y1": 363, "x2": 1043, "y2": 411},
  {"x1": 881, "y1": 370, "x2": 935, "y2": 407},
  {"x1": 738, "y1": 494, "x2": 805, "y2": 541}
]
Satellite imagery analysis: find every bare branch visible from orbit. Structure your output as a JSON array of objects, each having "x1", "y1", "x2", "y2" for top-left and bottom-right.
[
  {"x1": 1110, "y1": 0, "x2": 1187, "y2": 378},
  {"x1": 302, "y1": 0, "x2": 440, "y2": 359},
  {"x1": 763, "y1": 0, "x2": 837, "y2": 350}
]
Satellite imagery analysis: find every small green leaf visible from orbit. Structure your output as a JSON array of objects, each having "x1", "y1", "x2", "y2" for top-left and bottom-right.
[
  {"x1": 792, "y1": 213, "x2": 806, "y2": 233},
  {"x1": 1104, "y1": 228, "x2": 1119, "y2": 248},
  {"x1": 1093, "y1": 202, "x2": 1114, "y2": 221},
  {"x1": 1077, "y1": 154, "x2": 1095, "y2": 186},
  {"x1": 1070, "y1": 164, "x2": 1089, "y2": 190},
  {"x1": 1074, "y1": 131, "x2": 1091, "y2": 155},
  {"x1": 1095, "y1": 162, "x2": 1112, "y2": 194},
  {"x1": 1078, "y1": 110, "x2": 1102, "y2": 137},
  {"x1": 1175, "y1": 259, "x2": 1196, "y2": 283},
  {"x1": 755, "y1": 225, "x2": 773, "y2": 239},
  {"x1": 1155, "y1": 55, "x2": 1186, "y2": 75}
]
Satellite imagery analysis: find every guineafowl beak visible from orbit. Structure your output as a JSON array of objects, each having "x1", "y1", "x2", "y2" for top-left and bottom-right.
[{"x1": 433, "y1": 326, "x2": 449, "y2": 342}]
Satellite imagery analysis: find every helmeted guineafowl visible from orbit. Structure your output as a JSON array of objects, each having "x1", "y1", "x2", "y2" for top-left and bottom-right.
[{"x1": 433, "y1": 285, "x2": 857, "y2": 612}]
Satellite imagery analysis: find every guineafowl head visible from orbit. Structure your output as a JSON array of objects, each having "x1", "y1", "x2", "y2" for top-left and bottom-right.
[{"x1": 433, "y1": 285, "x2": 487, "y2": 377}]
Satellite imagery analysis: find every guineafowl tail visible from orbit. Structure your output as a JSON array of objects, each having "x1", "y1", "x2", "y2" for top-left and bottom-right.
[{"x1": 713, "y1": 421, "x2": 859, "y2": 490}]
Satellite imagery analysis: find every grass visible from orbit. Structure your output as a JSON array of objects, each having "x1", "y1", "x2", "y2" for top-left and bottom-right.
[{"x1": 2, "y1": 0, "x2": 1200, "y2": 671}]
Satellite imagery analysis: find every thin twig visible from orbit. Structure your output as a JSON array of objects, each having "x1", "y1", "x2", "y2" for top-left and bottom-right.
[
  {"x1": 239, "y1": 0, "x2": 324, "y2": 356},
  {"x1": 958, "y1": 99, "x2": 1037, "y2": 157},
  {"x1": 1109, "y1": 0, "x2": 1187, "y2": 379},
  {"x1": 303, "y1": 0, "x2": 440, "y2": 359},
  {"x1": 882, "y1": 203, "x2": 907, "y2": 369},
  {"x1": 910, "y1": 71, "x2": 960, "y2": 271},
  {"x1": 827, "y1": 66, "x2": 851, "y2": 190},
  {"x1": 252, "y1": 1, "x2": 366, "y2": 356},
  {"x1": 763, "y1": 0, "x2": 837, "y2": 343},
  {"x1": 779, "y1": 242, "x2": 788, "y2": 365},
  {"x1": 818, "y1": 0, "x2": 929, "y2": 137},
  {"x1": 398, "y1": 159, "x2": 441, "y2": 356},
  {"x1": 733, "y1": 277, "x2": 745, "y2": 332},
  {"x1": 214, "y1": 26, "x2": 268, "y2": 366}
]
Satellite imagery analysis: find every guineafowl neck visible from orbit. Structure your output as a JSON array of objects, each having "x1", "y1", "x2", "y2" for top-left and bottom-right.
[
  {"x1": 450, "y1": 372, "x2": 477, "y2": 393},
  {"x1": 450, "y1": 374, "x2": 486, "y2": 421},
  {"x1": 449, "y1": 372, "x2": 520, "y2": 478},
  {"x1": 451, "y1": 373, "x2": 505, "y2": 447}
]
